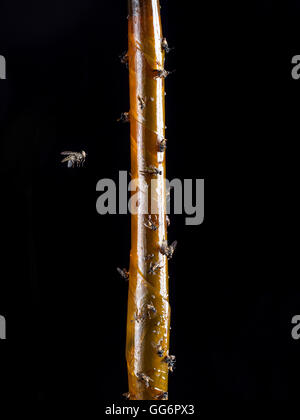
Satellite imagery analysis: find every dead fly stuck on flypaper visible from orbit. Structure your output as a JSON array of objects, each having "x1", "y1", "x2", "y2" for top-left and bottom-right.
[
  {"x1": 158, "y1": 137, "x2": 167, "y2": 152},
  {"x1": 140, "y1": 165, "x2": 162, "y2": 176},
  {"x1": 156, "y1": 391, "x2": 168, "y2": 400},
  {"x1": 155, "y1": 339, "x2": 164, "y2": 357},
  {"x1": 117, "y1": 112, "x2": 130, "y2": 123},
  {"x1": 163, "y1": 353, "x2": 176, "y2": 372},
  {"x1": 145, "y1": 303, "x2": 156, "y2": 318},
  {"x1": 160, "y1": 240, "x2": 177, "y2": 260},
  {"x1": 119, "y1": 51, "x2": 129, "y2": 67},
  {"x1": 134, "y1": 302, "x2": 156, "y2": 322},
  {"x1": 161, "y1": 38, "x2": 173, "y2": 54},
  {"x1": 138, "y1": 95, "x2": 146, "y2": 110},
  {"x1": 117, "y1": 267, "x2": 129, "y2": 281},
  {"x1": 136, "y1": 372, "x2": 153, "y2": 388},
  {"x1": 153, "y1": 68, "x2": 172, "y2": 79},
  {"x1": 144, "y1": 215, "x2": 160, "y2": 231},
  {"x1": 148, "y1": 262, "x2": 163, "y2": 275}
]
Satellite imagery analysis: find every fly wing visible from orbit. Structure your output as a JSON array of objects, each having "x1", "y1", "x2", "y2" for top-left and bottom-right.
[
  {"x1": 61, "y1": 151, "x2": 75, "y2": 155},
  {"x1": 67, "y1": 160, "x2": 73, "y2": 168},
  {"x1": 61, "y1": 156, "x2": 73, "y2": 163},
  {"x1": 117, "y1": 267, "x2": 126, "y2": 278},
  {"x1": 171, "y1": 240, "x2": 177, "y2": 251}
]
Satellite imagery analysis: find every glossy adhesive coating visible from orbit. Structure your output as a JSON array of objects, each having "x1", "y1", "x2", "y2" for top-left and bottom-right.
[{"x1": 126, "y1": 0, "x2": 170, "y2": 400}]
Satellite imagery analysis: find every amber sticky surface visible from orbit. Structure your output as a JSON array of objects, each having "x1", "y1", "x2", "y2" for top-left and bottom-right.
[{"x1": 126, "y1": 0, "x2": 170, "y2": 400}]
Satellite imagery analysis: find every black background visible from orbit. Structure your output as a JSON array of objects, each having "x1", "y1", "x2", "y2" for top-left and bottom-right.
[{"x1": 0, "y1": 0, "x2": 299, "y2": 408}]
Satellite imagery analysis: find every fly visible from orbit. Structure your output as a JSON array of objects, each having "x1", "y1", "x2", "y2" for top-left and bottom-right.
[{"x1": 60, "y1": 150, "x2": 87, "y2": 168}]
